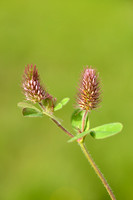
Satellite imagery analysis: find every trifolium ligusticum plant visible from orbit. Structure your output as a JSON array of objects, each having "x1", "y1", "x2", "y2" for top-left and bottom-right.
[{"x1": 18, "y1": 64, "x2": 123, "y2": 200}]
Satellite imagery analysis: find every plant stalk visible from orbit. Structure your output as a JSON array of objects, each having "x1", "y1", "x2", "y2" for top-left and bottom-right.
[
  {"x1": 82, "y1": 110, "x2": 88, "y2": 132},
  {"x1": 39, "y1": 102, "x2": 74, "y2": 138},
  {"x1": 78, "y1": 142, "x2": 116, "y2": 200},
  {"x1": 39, "y1": 101, "x2": 116, "y2": 199},
  {"x1": 51, "y1": 118, "x2": 74, "y2": 138}
]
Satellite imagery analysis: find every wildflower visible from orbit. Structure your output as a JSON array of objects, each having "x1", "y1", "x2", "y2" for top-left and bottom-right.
[
  {"x1": 77, "y1": 66, "x2": 101, "y2": 111},
  {"x1": 22, "y1": 64, "x2": 51, "y2": 103}
]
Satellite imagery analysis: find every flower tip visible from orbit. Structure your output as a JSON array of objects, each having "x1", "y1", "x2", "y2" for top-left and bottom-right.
[
  {"x1": 77, "y1": 66, "x2": 101, "y2": 111},
  {"x1": 22, "y1": 64, "x2": 47, "y2": 103}
]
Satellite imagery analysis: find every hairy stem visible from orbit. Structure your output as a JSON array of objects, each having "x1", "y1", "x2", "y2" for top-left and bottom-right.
[
  {"x1": 80, "y1": 111, "x2": 116, "y2": 200},
  {"x1": 39, "y1": 102, "x2": 116, "y2": 199},
  {"x1": 39, "y1": 102, "x2": 74, "y2": 138},
  {"x1": 82, "y1": 110, "x2": 88, "y2": 132},
  {"x1": 51, "y1": 118, "x2": 74, "y2": 138},
  {"x1": 78, "y1": 142, "x2": 116, "y2": 200}
]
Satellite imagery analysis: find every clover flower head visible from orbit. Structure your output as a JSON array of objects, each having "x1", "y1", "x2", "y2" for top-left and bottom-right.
[
  {"x1": 22, "y1": 64, "x2": 51, "y2": 103},
  {"x1": 77, "y1": 66, "x2": 101, "y2": 111}
]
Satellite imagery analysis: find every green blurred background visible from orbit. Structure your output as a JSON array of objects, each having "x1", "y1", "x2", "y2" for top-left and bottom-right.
[{"x1": 0, "y1": 0, "x2": 133, "y2": 199}]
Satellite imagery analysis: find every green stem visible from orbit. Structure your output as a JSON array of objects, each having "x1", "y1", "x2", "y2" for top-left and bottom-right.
[
  {"x1": 78, "y1": 142, "x2": 116, "y2": 200},
  {"x1": 82, "y1": 110, "x2": 88, "y2": 132},
  {"x1": 51, "y1": 118, "x2": 74, "y2": 138},
  {"x1": 39, "y1": 102, "x2": 116, "y2": 199},
  {"x1": 39, "y1": 102, "x2": 74, "y2": 138}
]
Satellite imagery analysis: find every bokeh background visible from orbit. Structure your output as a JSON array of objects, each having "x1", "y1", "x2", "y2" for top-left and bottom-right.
[{"x1": 0, "y1": 0, "x2": 133, "y2": 199}]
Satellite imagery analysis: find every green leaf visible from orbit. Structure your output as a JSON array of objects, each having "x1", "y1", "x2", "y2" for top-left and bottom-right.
[
  {"x1": 17, "y1": 102, "x2": 41, "y2": 112},
  {"x1": 54, "y1": 97, "x2": 70, "y2": 111},
  {"x1": 60, "y1": 98, "x2": 70, "y2": 106},
  {"x1": 22, "y1": 108, "x2": 43, "y2": 117},
  {"x1": 68, "y1": 130, "x2": 91, "y2": 143},
  {"x1": 90, "y1": 122, "x2": 123, "y2": 139},
  {"x1": 68, "y1": 122, "x2": 123, "y2": 143},
  {"x1": 71, "y1": 109, "x2": 89, "y2": 132},
  {"x1": 54, "y1": 103, "x2": 62, "y2": 111}
]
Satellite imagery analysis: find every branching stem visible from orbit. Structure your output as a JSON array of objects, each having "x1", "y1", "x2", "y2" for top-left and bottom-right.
[{"x1": 39, "y1": 101, "x2": 116, "y2": 200}]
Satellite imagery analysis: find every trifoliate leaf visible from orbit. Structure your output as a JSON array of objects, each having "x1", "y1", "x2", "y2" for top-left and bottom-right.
[
  {"x1": 90, "y1": 122, "x2": 123, "y2": 139},
  {"x1": 68, "y1": 130, "x2": 90, "y2": 143},
  {"x1": 22, "y1": 108, "x2": 43, "y2": 117},
  {"x1": 54, "y1": 103, "x2": 62, "y2": 111},
  {"x1": 54, "y1": 98, "x2": 70, "y2": 111},
  {"x1": 60, "y1": 98, "x2": 70, "y2": 106},
  {"x1": 17, "y1": 102, "x2": 41, "y2": 112},
  {"x1": 68, "y1": 122, "x2": 123, "y2": 143}
]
